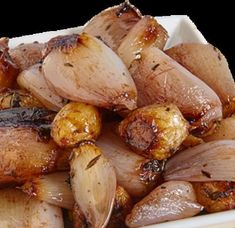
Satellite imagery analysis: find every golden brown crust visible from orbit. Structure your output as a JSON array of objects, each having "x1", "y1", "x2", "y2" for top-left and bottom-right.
[{"x1": 193, "y1": 181, "x2": 235, "y2": 213}]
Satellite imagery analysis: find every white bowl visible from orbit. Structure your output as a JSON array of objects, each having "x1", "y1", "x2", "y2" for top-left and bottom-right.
[{"x1": 9, "y1": 16, "x2": 235, "y2": 228}]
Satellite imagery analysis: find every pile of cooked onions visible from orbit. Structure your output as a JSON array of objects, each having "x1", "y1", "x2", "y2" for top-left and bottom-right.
[{"x1": 0, "y1": 1, "x2": 234, "y2": 227}]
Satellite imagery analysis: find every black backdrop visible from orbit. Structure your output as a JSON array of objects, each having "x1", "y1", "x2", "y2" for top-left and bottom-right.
[{"x1": 1, "y1": 0, "x2": 234, "y2": 73}]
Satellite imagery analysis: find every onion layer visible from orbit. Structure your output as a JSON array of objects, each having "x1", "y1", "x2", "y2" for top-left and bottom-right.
[{"x1": 164, "y1": 140, "x2": 235, "y2": 182}]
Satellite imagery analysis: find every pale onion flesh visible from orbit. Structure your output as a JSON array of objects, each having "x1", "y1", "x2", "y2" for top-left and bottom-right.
[
  {"x1": 203, "y1": 116, "x2": 235, "y2": 142},
  {"x1": 0, "y1": 188, "x2": 64, "y2": 228},
  {"x1": 126, "y1": 181, "x2": 203, "y2": 227},
  {"x1": 42, "y1": 33, "x2": 137, "y2": 112},
  {"x1": 166, "y1": 43, "x2": 235, "y2": 117},
  {"x1": 17, "y1": 64, "x2": 67, "y2": 111},
  {"x1": 97, "y1": 125, "x2": 162, "y2": 197},
  {"x1": 83, "y1": 1, "x2": 141, "y2": 51},
  {"x1": 118, "y1": 15, "x2": 168, "y2": 68},
  {"x1": 70, "y1": 141, "x2": 116, "y2": 228},
  {"x1": 21, "y1": 172, "x2": 74, "y2": 210},
  {"x1": 164, "y1": 140, "x2": 235, "y2": 182},
  {"x1": 129, "y1": 46, "x2": 222, "y2": 135}
]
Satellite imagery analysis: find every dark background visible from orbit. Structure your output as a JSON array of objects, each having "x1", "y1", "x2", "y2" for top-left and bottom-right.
[{"x1": 1, "y1": 0, "x2": 234, "y2": 73}]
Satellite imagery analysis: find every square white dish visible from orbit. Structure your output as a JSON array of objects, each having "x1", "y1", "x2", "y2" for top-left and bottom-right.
[{"x1": 8, "y1": 16, "x2": 235, "y2": 228}]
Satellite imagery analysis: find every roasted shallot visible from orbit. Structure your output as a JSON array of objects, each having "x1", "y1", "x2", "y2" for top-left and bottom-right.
[
  {"x1": 70, "y1": 141, "x2": 116, "y2": 228},
  {"x1": 164, "y1": 140, "x2": 235, "y2": 182},
  {"x1": 43, "y1": 33, "x2": 137, "y2": 112},
  {"x1": 126, "y1": 181, "x2": 202, "y2": 227},
  {"x1": 129, "y1": 45, "x2": 222, "y2": 134},
  {"x1": 119, "y1": 104, "x2": 188, "y2": 160},
  {"x1": 166, "y1": 43, "x2": 235, "y2": 117}
]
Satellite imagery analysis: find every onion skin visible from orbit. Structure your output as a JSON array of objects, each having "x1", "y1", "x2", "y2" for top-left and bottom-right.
[
  {"x1": 193, "y1": 181, "x2": 235, "y2": 213},
  {"x1": 166, "y1": 43, "x2": 235, "y2": 117},
  {"x1": 51, "y1": 102, "x2": 101, "y2": 148},
  {"x1": 0, "y1": 38, "x2": 19, "y2": 89},
  {"x1": 9, "y1": 42, "x2": 44, "y2": 71},
  {"x1": 21, "y1": 172, "x2": 74, "y2": 210},
  {"x1": 118, "y1": 15, "x2": 168, "y2": 68},
  {"x1": 125, "y1": 181, "x2": 203, "y2": 227},
  {"x1": 42, "y1": 33, "x2": 137, "y2": 112},
  {"x1": 70, "y1": 141, "x2": 116, "y2": 228},
  {"x1": 0, "y1": 88, "x2": 43, "y2": 109},
  {"x1": 164, "y1": 140, "x2": 235, "y2": 182},
  {"x1": 97, "y1": 125, "x2": 163, "y2": 197},
  {"x1": 83, "y1": 1, "x2": 141, "y2": 51},
  {"x1": 129, "y1": 46, "x2": 222, "y2": 135},
  {"x1": 203, "y1": 116, "x2": 235, "y2": 142},
  {"x1": 0, "y1": 188, "x2": 64, "y2": 227},
  {"x1": 17, "y1": 64, "x2": 67, "y2": 111},
  {"x1": 119, "y1": 104, "x2": 188, "y2": 160}
]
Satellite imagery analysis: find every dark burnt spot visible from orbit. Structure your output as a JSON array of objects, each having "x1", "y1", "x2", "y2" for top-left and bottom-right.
[
  {"x1": 33, "y1": 41, "x2": 39, "y2": 44},
  {"x1": 203, "y1": 164, "x2": 207, "y2": 167},
  {"x1": 105, "y1": 24, "x2": 112, "y2": 31},
  {"x1": 64, "y1": 62, "x2": 73, "y2": 67},
  {"x1": 43, "y1": 34, "x2": 81, "y2": 56},
  {"x1": 201, "y1": 170, "x2": 211, "y2": 178},
  {"x1": 165, "y1": 107, "x2": 170, "y2": 112},
  {"x1": 140, "y1": 159, "x2": 163, "y2": 184},
  {"x1": 218, "y1": 53, "x2": 222, "y2": 61},
  {"x1": 116, "y1": 2, "x2": 133, "y2": 17},
  {"x1": 209, "y1": 191, "x2": 231, "y2": 200},
  {"x1": 86, "y1": 154, "x2": 101, "y2": 170},
  {"x1": 161, "y1": 186, "x2": 166, "y2": 189},
  {"x1": 151, "y1": 63, "x2": 160, "y2": 71},
  {"x1": 0, "y1": 107, "x2": 55, "y2": 140}
]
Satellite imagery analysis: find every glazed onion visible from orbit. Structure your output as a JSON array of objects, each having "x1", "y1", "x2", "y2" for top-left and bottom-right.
[
  {"x1": 17, "y1": 64, "x2": 67, "y2": 111},
  {"x1": 70, "y1": 142, "x2": 116, "y2": 228},
  {"x1": 129, "y1": 45, "x2": 222, "y2": 134},
  {"x1": 118, "y1": 15, "x2": 168, "y2": 68},
  {"x1": 97, "y1": 125, "x2": 162, "y2": 197},
  {"x1": 83, "y1": 1, "x2": 141, "y2": 51},
  {"x1": 0, "y1": 188, "x2": 63, "y2": 227},
  {"x1": 164, "y1": 140, "x2": 235, "y2": 182},
  {"x1": 166, "y1": 43, "x2": 235, "y2": 117},
  {"x1": 126, "y1": 181, "x2": 202, "y2": 227},
  {"x1": 21, "y1": 172, "x2": 74, "y2": 210},
  {"x1": 42, "y1": 33, "x2": 137, "y2": 112}
]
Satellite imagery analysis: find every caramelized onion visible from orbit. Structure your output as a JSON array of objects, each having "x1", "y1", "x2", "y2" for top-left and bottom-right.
[
  {"x1": 166, "y1": 43, "x2": 235, "y2": 117},
  {"x1": 42, "y1": 33, "x2": 137, "y2": 112},
  {"x1": 129, "y1": 46, "x2": 222, "y2": 134},
  {"x1": 70, "y1": 141, "x2": 116, "y2": 228},
  {"x1": 83, "y1": 1, "x2": 141, "y2": 51},
  {"x1": 126, "y1": 181, "x2": 202, "y2": 227},
  {"x1": 164, "y1": 140, "x2": 235, "y2": 182},
  {"x1": 118, "y1": 15, "x2": 168, "y2": 67},
  {"x1": 17, "y1": 64, "x2": 67, "y2": 111},
  {"x1": 97, "y1": 125, "x2": 162, "y2": 197}
]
